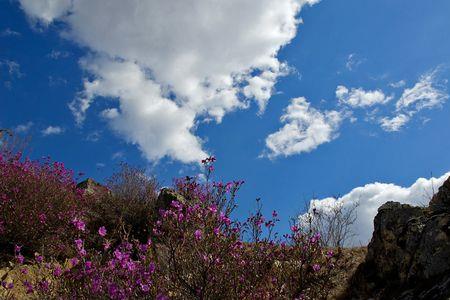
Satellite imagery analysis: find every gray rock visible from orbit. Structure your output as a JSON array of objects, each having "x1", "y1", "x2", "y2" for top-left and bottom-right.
[{"x1": 343, "y1": 177, "x2": 450, "y2": 300}]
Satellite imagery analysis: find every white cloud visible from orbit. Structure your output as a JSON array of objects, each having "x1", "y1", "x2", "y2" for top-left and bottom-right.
[
  {"x1": 86, "y1": 131, "x2": 101, "y2": 142},
  {"x1": 0, "y1": 60, "x2": 24, "y2": 79},
  {"x1": 264, "y1": 97, "x2": 343, "y2": 158},
  {"x1": 0, "y1": 28, "x2": 21, "y2": 37},
  {"x1": 389, "y1": 80, "x2": 406, "y2": 88},
  {"x1": 41, "y1": 126, "x2": 64, "y2": 136},
  {"x1": 47, "y1": 50, "x2": 71, "y2": 60},
  {"x1": 379, "y1": 114, "x2": 410, "y2": 132},
  {"x1": 379, "y1": 68, "x2": 448, "y2": 132},
  {"x1": 299, "y1": 172, "x2": 450, "y2": 246},
  {"x1": 19, "y1": 0, "x2": 72, "y2": 25},
  {"x1": 75, "y1": 57, "x2": 208, "y2": 163},
  {"x1": 396, "y1": 69, "x2": 448, "y2": 112},
  {"x1": 48, "y1": 75, "x2": 67, "y2": 86},
  {"x1": 337, "y1": 85, "x2": 393, "y2": 108},
  {"x1": 345, "y1": 53, "x2": 364, "y2": 71},
  {"x1": 111, "y1": 151, "x2": 124, "y2": 160},
  {"x1": 19, "y1": 0, "x2": 319, "y2": 164},
  {"x1": 14, "y1": 121, "x2": 33, "y2": 133},
  {"x1": 100, "y1": 108, "x2": 120, "y2": 120}
]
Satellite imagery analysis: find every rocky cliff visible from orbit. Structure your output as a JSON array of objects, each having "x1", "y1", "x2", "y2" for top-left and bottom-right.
[{"x1": 342, "y1": 177, "x2": 450, "y2": 300}]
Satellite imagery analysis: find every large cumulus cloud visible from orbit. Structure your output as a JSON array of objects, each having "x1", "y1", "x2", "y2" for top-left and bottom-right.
[{"x1": 19, "y1": 0, "x2": 319, "y2": 163}]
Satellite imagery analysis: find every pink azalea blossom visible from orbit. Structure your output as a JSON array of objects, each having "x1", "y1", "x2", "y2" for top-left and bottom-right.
[
  {"x1": 98, "y1": 226, "x2": 107, "y2": 237},
  {"x1": 72, "y1": 217, "x2": 86, "y2": 231},
  {"x1": 312, "y1": 264, "x2": 321, "y2": 272},
  {"x1": 53, "y1": 266, "x2": 62, "y2": 277},
  {"x1": 194, "y1": 229, "x2": 202, "y2": 240}
]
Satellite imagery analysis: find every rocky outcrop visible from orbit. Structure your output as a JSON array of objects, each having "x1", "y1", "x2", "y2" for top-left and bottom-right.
[
  {"x1": 342, "y1": 177, "x2": 450, "y2": 300},
  {"x1": 77, "y1": 178, "x2": 109, "y2": 195},
  {"x1": 155, "y1": 188, "x2": 186, "y2": 211}
]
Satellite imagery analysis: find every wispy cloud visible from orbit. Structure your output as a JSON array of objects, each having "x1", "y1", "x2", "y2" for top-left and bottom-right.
[
  {"x1": 379, "y1": 67, "x2": 448, "y2": 132},
  {"x1": 389, "y1": 80, "x2": 406, "y2": 88},
  {"x1": 0, "y1": 59, "x2": 24, "y2": 78},
  {"x1": 395, "y1": 69, "x2": 448, "y2": 112},
  {"x1": 335, "y1": 67, "x2": 448, "y2": 133},
  {"x1": 0, "y1": 28, "x2": 21, "y2": 37},
  {"x1": 47, "y1": 50, "x2": 71, "y2": 60},
  {"x1": 48, "y1": 75, "x2": 67, "y2": 86},
  {"x1": 14, "y1": 121, "x2": 33, "y2": 134},
  {"x1": 86, "y1": 131, "x2": 101, "y2": 142},
  {"x1": 41, "y1": 126, "x2": 64, "y2": 136},
  {"x1": 345, "y1": 53, "x2": 364, "y2": 71},
  {"x1": 111, "y1": 151, "x2": 124, "y2": 160}
]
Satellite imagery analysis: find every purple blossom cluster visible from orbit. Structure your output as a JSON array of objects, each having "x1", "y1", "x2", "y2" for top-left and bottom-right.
[
  {"x1": 0, "y1": 153, "x2": 338, "y2": 299},
  {"x1": 0, "y1": 151, "x2": 85, "y2": 257}
]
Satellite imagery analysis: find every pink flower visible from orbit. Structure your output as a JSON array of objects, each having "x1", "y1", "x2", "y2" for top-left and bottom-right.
[
  {"x1": 310, "y1": 232, "x2": 321, "y2": 244},
  {"x1": 38, "y1": 213, "x2": 47, "y2": 224},
  {"x1": 213, "y1": 227, "x2": 220, "y2": 236},
  {"x1": 39, "y1": 280, "x2": 49, "y2": 291},
  {"x1": 103, "y1": 241, "x2": 111, "y2": 250},
  {"x1": 312, "y1": 264, "x2": 321, "y2": 272},
  {"x1": 35, "y1": 254, "x2": 43, "y2": 263},
  {"x1": 114, "y1": 249, "x2": 124, "y2": 260},
  {"x1": 74, "y1": 239, "x2": 83, "y2": 250},
  {"x1": 194, "y1": 229, "x2": 202, "y2": 240},
  {"x1": 177, "y1": 213, "x2": 184, "y2": 222},
  {"x1": 53, "y1": 266, "x2": 62, "y2": 276},
  {"x1": 327, "y1": 250, "x2": 334, "y2": 258},
  {"x1": 16, "y1": 254, "x2": 24, "y2": 264},
  {"x1": 148, "y1": 262, "x2": 156, "y2": 273},
  {"x1": 156, "y1": 294, "x2": 169, "y2": 300},
  {"x1": 23, "y1": 280, "x2": 33, "y2": 294},
  {"x1": 208, "y1": 205, "x2": 218, "y2": 214},
  {"x1": 70, "y1": 257, "x2": 79, "y2": 266},
  {"x1": 98, "y1": 226, "x2": 107, "y2": 237},
  {"x1": 72, "y1": 217, "x2": 85, "y2": 231}
]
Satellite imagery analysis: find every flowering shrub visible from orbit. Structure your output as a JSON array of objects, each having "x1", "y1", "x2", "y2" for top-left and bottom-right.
[
  {"x1": 3, "y1": 232, "x2": 161, "y2": 299},
  {"x1": 85, "y1": 163, "x2": 159, "y2": 247},
  {"x1": 0, "y1": 154, "x2": 339, "y2": 299},
  {"x1": 0, "y1": 151, "x2": 85, "y2": 258}
]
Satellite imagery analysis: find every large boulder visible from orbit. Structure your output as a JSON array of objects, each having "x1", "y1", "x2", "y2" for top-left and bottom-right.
[{"x1": 343, "y1": 177, "x2": 450, "y2": 300}]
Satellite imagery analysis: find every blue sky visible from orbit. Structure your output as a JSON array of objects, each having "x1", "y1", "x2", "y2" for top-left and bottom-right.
[{"x1": 1, "y1": 0, "x2": 450, "y2": 242}]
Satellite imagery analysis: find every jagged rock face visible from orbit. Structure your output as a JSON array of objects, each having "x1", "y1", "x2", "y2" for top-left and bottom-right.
[
  {"x1": 430, "y1": 177, "x2": 450, "y2": 213},
  {"x1": 77, "y1": 178, "x2": 108, "y2": 195},
  {"x1": 344, "y1": 177, "x2": 450, "y2": 300}
]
